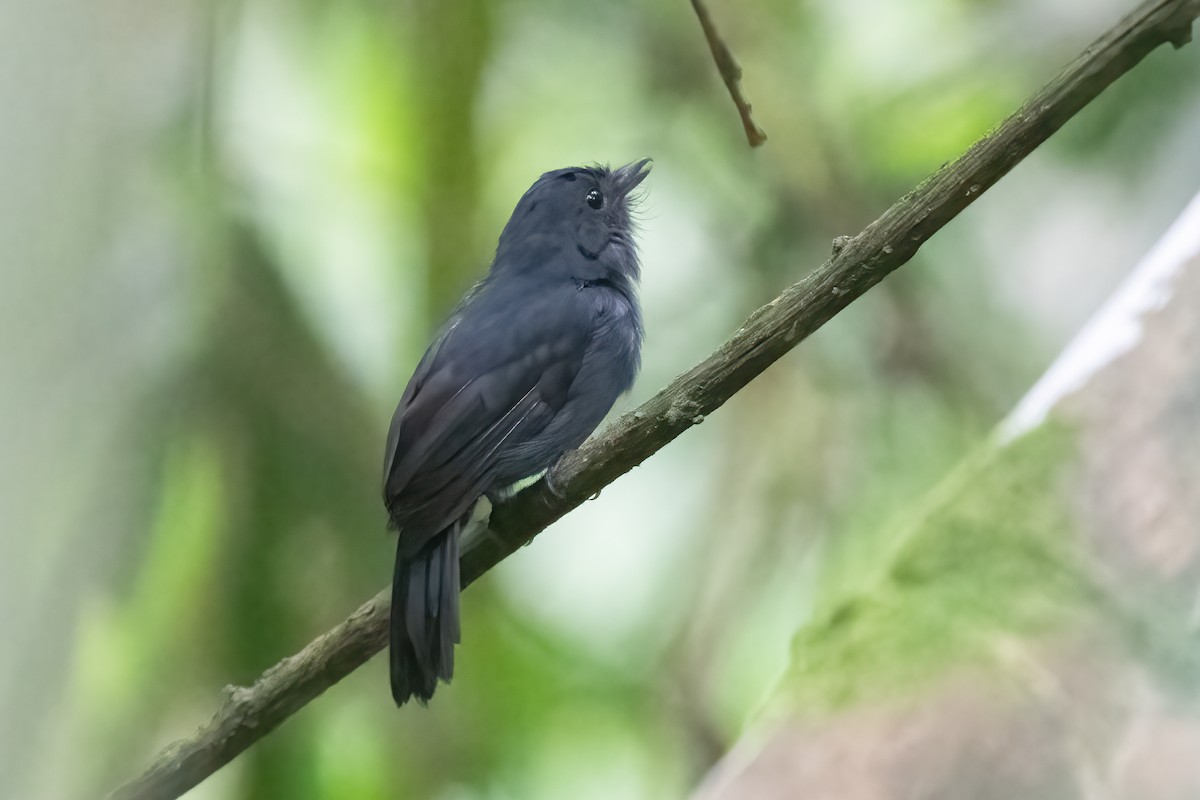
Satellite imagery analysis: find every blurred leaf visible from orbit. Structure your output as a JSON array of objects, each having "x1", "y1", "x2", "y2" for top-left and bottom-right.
[{"x1": 786, "y1": 423, "x2": 1087, "y2": 713}]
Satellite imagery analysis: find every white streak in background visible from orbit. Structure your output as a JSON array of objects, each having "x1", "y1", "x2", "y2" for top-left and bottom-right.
[{"x1": 1002, "y1": 190, "x2": 1200, "y2": 440}]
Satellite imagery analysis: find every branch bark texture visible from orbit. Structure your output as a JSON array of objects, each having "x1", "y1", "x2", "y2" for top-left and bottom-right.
[{"x1": 108, "y1": 1, "x2": 1200, "y2": 798}]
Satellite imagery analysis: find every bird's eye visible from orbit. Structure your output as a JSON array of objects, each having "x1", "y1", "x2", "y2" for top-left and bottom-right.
[{"x1": 586, "y1": 188, "x2": 604, "y2": 210}]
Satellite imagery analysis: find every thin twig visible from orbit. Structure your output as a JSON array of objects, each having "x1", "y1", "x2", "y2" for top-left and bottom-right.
[
  {"x1": 690, "y1": 0, "x2": 768, "y2": 147},
  {"x1": 107, "y1": 1, "x2": 1199, "y2": 797}
]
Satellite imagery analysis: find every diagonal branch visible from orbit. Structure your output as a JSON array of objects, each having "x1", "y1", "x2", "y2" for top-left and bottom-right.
[
  {"x1": 107, "y1": 1, "x2": 1199, "y2": 798},
  {"x1": 689, "y1": 0, "x2": 768, "y2": 147}
]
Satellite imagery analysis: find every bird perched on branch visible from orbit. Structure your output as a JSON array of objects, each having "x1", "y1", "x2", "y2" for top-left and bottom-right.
[{"x1": 382, "y1": 160, "x2": 652, "y2": 706}]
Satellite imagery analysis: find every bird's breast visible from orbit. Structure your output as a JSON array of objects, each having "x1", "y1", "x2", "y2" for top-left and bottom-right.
[{"x1": 583, "y1": 286, "x2": 642, "y2": 393}]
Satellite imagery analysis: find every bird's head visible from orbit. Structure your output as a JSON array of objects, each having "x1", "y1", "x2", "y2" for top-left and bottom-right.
[{"x1": 494, "y1": 159, "x2": 651, "y2": 281}]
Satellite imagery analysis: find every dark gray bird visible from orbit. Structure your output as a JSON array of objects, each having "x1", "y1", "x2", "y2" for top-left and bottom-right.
[{"x1": 383, "y1": 160, "x2": 651, "y2": 706}]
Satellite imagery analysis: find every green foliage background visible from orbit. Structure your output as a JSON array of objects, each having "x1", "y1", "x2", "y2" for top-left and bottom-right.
[{"x1": 2, "y1": 0, "x2": 1198, "y2": 798}]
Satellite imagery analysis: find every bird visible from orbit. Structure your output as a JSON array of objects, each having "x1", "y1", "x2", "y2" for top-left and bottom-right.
[{"x1": 382, "y1": 159, "x2": 651, "y2": 706}]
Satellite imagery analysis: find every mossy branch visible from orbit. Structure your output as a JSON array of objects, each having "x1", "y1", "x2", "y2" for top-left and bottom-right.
[{"x1": 107, "y1": 1, "x2": 1200, "y2": 798}]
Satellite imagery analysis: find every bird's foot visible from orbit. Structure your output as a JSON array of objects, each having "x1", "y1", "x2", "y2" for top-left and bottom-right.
[{"x1": 543, "y1": 464, "x2": 568, "y2": 501}]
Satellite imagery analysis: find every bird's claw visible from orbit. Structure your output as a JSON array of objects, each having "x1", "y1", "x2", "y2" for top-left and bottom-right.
[{"x1": 543, "y1": 467, "x2": 567, "y2": 501}]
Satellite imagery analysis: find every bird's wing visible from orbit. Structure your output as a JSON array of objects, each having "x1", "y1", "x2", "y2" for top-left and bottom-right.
[{"x1": 383, "y1": 298, "x2": 590, "y2": 556}]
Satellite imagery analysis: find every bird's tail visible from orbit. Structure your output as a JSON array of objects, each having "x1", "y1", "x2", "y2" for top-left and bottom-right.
[{"x1": 390, "y1": 520, "x2": 462, "y2": 706}]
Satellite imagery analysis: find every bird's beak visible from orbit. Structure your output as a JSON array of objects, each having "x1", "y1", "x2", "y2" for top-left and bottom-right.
[{"x1": 613, "y1": 158, "x2": 652, "y2": 196}]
